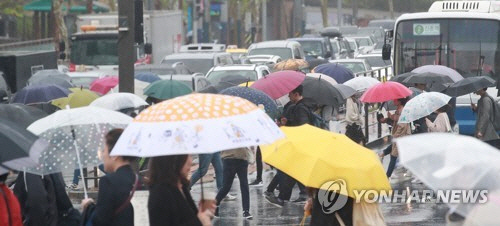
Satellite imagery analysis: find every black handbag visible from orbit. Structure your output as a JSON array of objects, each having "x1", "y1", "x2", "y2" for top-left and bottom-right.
[{"x1": 58, "y1": 207, "x2": 81, "y2": 226}]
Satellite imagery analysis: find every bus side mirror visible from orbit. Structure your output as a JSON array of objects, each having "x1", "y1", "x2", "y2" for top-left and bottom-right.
[
  {"x1": 382, "y1": 44, "x2": 391, "y2": 60},
  {"x1": 145, "y1": 43, "x2": 153, "y2": 55}
]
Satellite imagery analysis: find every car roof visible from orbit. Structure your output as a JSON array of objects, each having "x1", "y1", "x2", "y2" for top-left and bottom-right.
[
  {"x1": 288, "y1": 37, "x2": 326, "y2": 42},
  {"x1": 211, "y1": 65, "x2": 258, "y2": 71},
  {"x1": 331, "y1": 59, "x2": 367, "y2": 63},
  {"x1": 356, "y1": 53, "x2": 382, "y2": 57},
  {"x1": 249, "y1": 40, "x2": 300, "y2": 49},
  {"x1": 163, "y1": 52, "x2": 224, "y2": 60}
]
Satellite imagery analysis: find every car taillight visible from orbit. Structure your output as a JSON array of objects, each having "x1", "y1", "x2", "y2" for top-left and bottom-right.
[{"x1": 69, "y1": 63, "x2": 76, "y2": 72}]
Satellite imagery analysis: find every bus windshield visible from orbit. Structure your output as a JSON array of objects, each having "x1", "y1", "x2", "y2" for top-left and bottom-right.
[{"x1": 394, "y1": 19, "x2": 500, "y2": 80}]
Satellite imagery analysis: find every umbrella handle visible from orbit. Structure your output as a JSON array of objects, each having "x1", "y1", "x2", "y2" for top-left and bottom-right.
[{"x1": 73, "y1": 141, "x2": 89, "y2": 199}]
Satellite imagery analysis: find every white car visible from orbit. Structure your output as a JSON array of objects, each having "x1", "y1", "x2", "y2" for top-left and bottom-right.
[
  {"x1": 344, "y1": 37, "x2": 360, "y2": 58},
  {"x1": 350, "y1": 36, "x2": 376, "y2": 54},
  {"x1": 356, "y1": 53, "x2": 392, "y2": 78},
  {"x1": 248, "y1": 40, "x2": 305, "y2": 60},
  {"x1": 205, "y1": 64, "x2": 271, "y2": 85},
  {"x1": 330, "y1": 59, "x2": 372, "y2": 75},
  {"x1": 242, "y1": 55, "x2": 282, "y2": 68}
]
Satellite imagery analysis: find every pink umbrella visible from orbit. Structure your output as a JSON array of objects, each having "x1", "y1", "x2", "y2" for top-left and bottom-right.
[
  {"x1": 360, "y1": 81, "x2": 412, "y2": 103},
  {"x1": 250, "y1": 70, "x2": 306, "y2": 99},
  {"x1": 90, "y1": 76, "x2": 119, "y2": 95}
]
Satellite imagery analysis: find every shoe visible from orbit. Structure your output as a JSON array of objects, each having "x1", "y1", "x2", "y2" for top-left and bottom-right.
[
  {"x1": 292, "y1": 196, "x2": 307, "y2": 203},
  {"x1": 214, "y1": 207, "x2": 219, "y2": 218},
  {"x1": 66, "y1": 183, "x2": 78, "y2": 190},
  {"x1": 265, "y1": 195, "x2": 284, "y2": 207},
  {"x1": 243, "y1": 210, "x2": 253, "y2": 220},
  {"x1": 249, "y1": 179, "x2": 263, "y2": 186},
  {"x1": 224, "y1": 194, "x2": 236, "y2": 201},
  {"x1": 264, "y1": 191, "x2": 275, "y2": 198}
]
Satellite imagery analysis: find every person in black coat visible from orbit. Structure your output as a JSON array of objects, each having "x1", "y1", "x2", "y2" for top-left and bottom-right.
[
  {"x1": 148, "y1": 155, "x2": 215, "y2": 226},
  {"x1": 81, "y1": 129, "x2": 138, "y2": 226}
]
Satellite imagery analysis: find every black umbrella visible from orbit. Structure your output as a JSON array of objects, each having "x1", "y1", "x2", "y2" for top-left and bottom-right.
[
  {"x1": 404, "y1": 72, "x2": 454, "y2": 92},
  {"x1": 390, "y1": 72, "x2": 416, "y2": 85},
  {"x1": 444, "y1": 76, "x2": 496, "y2": 97},
  {"x1": 200, "y1": 75, "x2": 250, "y2": 94},
  {"x1": 302, "y1": 77, "x2": 355, "y2": 107},
  {"x1": 0, "y1": 119, "x2": 48, "y2": 174},
  {"x1": 0, "y1": 104, "x2": 48, "y2": 128}
]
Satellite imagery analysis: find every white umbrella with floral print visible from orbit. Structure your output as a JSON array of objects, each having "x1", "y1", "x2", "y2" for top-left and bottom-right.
[{"x1": 399, "y1": 92, "x2": 451, "y2": 123}]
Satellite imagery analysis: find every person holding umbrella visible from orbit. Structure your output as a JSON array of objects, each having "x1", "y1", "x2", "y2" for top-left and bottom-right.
[
  {"x1": 425, "y1": 105, "x2": 452, "y2": 133},
  {"x1": 345, "y1": 93, "x2": 365, "y2": 145},
  {"x1": 378, "y1": 97, "x2": 412, "y2": 178},
  {"x1": 471, "y1": 88, "x2": 500, "y2": 142}
]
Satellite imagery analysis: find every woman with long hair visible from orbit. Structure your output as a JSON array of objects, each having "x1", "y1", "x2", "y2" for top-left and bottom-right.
[{"x1": 148, "y1": 155, "x2": 215, "y2": 226}]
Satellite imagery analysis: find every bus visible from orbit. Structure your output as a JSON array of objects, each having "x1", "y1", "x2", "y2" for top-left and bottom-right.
[{"x1": 383, "y1": 0, "x2": 500, "y2": 135}]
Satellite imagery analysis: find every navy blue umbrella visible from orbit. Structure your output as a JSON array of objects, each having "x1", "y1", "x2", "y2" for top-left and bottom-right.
[
  {"x1": 135, "y1": 72, "x2": 161, "y2": 83},
  {"x1": 0, "y1": 104, "x2": 48, "y2": 128},
  {"x1": 12, "y1": 84, "x2": 70, "y2": 105},
  {"x1": 313, "y1": 63, "x2": 355, "y2": 84},
  {"x1": 220, "y1": 86, "x2": 279, "y2": 120}
]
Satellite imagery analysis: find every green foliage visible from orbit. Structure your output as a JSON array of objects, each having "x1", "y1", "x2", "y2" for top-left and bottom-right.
[{"x1": 0, "y1": 0, "x2": 26, "y2": 17}]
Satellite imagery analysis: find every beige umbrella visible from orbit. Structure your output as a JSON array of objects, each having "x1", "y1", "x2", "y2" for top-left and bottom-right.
[{"x1": 273, "y1": 59, "x2": 309, "y2": 72}]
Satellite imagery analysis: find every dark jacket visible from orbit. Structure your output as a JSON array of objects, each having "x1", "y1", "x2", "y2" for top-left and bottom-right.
[
  {"x1": 311, "y1": 193, "x2": 353, "y2": 226},
  {"x1": 148, "y1": 183, "x2": 202, "y2": 226},
  {"x1": 13, "y1": 173, "x2": 72, "y2": 226},
  {"x1": 283, "y1": 99, "x2": 311, "y2": 126},
  {"x1": 92, "y1": 165, "x2": 135, "y2": 226},
  {"x1": 476, "y1": 94, "x2": 500, "y2": 141}
]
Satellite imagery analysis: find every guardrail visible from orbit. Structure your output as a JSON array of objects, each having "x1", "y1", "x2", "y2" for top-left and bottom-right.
[{"x1": 0, "y1": 38, "x2": 54, "y2": 51}]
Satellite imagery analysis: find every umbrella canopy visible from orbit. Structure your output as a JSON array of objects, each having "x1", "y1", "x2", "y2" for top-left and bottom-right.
[
  {"x1": 399, "y1": 92, "x2": 452, "y2": 123},
  {"x1": 251, "y1": 70, "x2": 306, "y2": 99},
  {"x1": 273, "y1": 59, "x2": 309, "y2": 72},
  {"x1": 111, "y1": 93, "x2": 284, "y2": 157},
  {"x1": 302, "y1": 77, "x2": 351, "y2": 107},
  {"x1": 52, "y1": 87, "x2": 100, "y2": 109},
  {"x1": 219, "y1": 86, "x2": 279, "y2": 120},
  {"x1": 411, "y1": 65, "x2": 463, "y2": 82},
  {"x1": 333, "y1": 84, "x2": 357, "y2": 100},
  {"x1": 135, "y1": 72, "x2": 161, "y2": 83},
  {"x1": 29, "y1": 76, "x2": 74, "y2": 89},
  {"x1": 313, "y1": 63, "x2": 355, "y2": 84},
  {"x1": 29, "y1": 69, "x2": 71, "y2": 83},
  {"x1": 12, "y1": 84, "x2": 70, "y2": 105},
  {"x1": 343, "y1": 76, "x2": 381, "y2": 92},
  {"x1": 308, "y1": 59, "x2": 329, "y2": 71},
  {"x1": 463, "y1": 190, "x2": 500, "y2": 226},
  {"x1": 144, "y1": 79, "x2": 193, "y2": 100},
  {"x1": 390, "y1": 72, "x2": 416, "y2": 85},
  {"x1": 396, "y1": 133, "x2": 500, "y2": 217},
  {"x1": 261, "y1": 125, "x2": 390, "y2": 198},
  {"x1": 0, "y1": 119, "x2": 48, "y2": 175},
  {"x1": 360, "y1": 81, "x2": 412, "y2": 103},
  {"x1": 0, "y1": 104, "x2": 47, "y2": 128},
  {"x1": 90, "y1": 92, "x2": 148, "y2": 111},
  {"x1": 306, "y1": 73, "x2": 338, "y2": 86},
  {"x1": 403, "y1": 72, "x2": 454, "y2": 92},
  {"x1": 90, "y1": 76, "x2": 119, "y2": 95},
  {"x1": 200, "y1": 75, "x2": 251, "y2": 94},
  {"x1": 443, "y1": 76, "x2": 496, "y2": 97},
  {"x1": 111, "y1": 79, "x2": 150, "y2": 100}
]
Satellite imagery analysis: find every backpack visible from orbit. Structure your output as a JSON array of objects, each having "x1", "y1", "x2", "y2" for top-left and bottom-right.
[
  {"x1": 486, "y1": 96, "x2": 500, "y2": 131},
  {"x1": 309, "y1": 111, "x2": 330, "y2": 130}
]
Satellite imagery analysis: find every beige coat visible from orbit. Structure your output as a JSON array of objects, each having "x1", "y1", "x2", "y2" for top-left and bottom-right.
[
  {"x1": 220, "y1": 147, "x2": 249, "y2": 161},
  {"x1": 390, "y1": 106, "x2": 411, "y2": 157}
]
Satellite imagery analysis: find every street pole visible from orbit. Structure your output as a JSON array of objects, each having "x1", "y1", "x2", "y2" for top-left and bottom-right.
[
  {"x1": 262, "y1": 0, "x2": 267, "y2": 41},
  {"x1": 193, "y1": 0, "x2": 198, "y2": 43},
  {"x1": 118, "y1": 0, "x2": 135, "y2": 93},
  {"x1": 337, "y1": 0, "x2": 342, "y2": 26}
]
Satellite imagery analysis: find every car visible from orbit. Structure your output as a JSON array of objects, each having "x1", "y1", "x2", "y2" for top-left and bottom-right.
[
  {"x1": 356, "y1": 53, "x2": 392, "y2": 77},
  {"x1": 226, "y1": 46, "x2": 248, "y2": 64},
  {"x1": 135, "y1": 63, "x2": 191, "y2": 75},
  {"x1": 161, "y1": 52, "x2": 234, "y2": 75},
  {"x1": 331, "y1": 59, "x2": 372, "y2": 75},
  {"x1": 242, "y1": 55, "x2": 282, "y2": 68},
  {"x1": 349, "y1": 36, "x2": 376, "y2": 54},
  {"x1": 67, "y1": 71, "x2": 107, "y2": 89},
  {"x1": 158, "y1": 74, "x2": 210, "y2": 92},
  {"x1": 287, "y1": 37, "x2": 334, "y2": 60},
  {"x1": 329, "y1": 37, "x2": 355, "y2": 59},
  {"x1": 357, "y1": 27, "x2": 385, "y2": 42},
  {"x1": 248, "y1": 40, "x2": 305, "y2": 60},
  {"x1": 205, "y1": 64, "x2": 271, "y2": 85},
  {"x1": 367, "y1": 19, "x2": 395, "y2": 30},
  {"x1": 179, "y1": 43, "x2": 226, "y2": 52},
  {"x1": 344, "y1": 37, "x2": 360, "y2": 58}
]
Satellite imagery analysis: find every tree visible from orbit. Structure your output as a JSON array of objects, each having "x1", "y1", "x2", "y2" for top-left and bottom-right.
[
  {"x1": 0, "y1": 0, "x2": 26, "y2": 17},
  {"x1": 53, "y1": 0, "x2": 69, "y2": 60},
  {"x1": 320, "y1": 0, "x2": 328, "y2": 27}
]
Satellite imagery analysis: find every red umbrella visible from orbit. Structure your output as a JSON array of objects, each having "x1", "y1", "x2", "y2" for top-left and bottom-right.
[
  {"x1": 250, "y1": 70, "x2": 305, "y2": 99},
  {"x1": 90, "y1": 76, "x2": 119, "y2": 95},
  {"x1": 360, "y1": 81, "x2": 412, "y2": 103}
]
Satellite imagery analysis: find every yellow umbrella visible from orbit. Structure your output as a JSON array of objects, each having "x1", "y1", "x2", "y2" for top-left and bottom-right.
[
  {"x1": 238, "y1": 81, "x2": 254, "y2": 87},
  {"x1": 261, "y1": 124, "x2": 390, "y2": 199},
  {"x1": 52, "y1": 87, "x2": 100, "y2": 109}
]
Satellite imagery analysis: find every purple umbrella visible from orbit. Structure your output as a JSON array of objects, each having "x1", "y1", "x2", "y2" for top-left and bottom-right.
[
  {"x1": 412, "y1": 65, "x2": 463, "y2": 82},
  {"x1": 12, "y1": 84, "x2": 70, "y2": 105},
  {"x1": 313, "y1": 63, "x2": 355, "y2": 84},
  {"x1": 251, "y1": 70, "x2": 306, "y2": 99}
]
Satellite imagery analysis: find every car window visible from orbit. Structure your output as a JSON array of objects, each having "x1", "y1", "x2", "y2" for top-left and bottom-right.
[
  {"x1": 330, "y1": 41, "x2": 339, "y2": 53},
  {"x1": 206, "y1": 70, "x2": 258, "y2": 84},
  {"x1": 293, "y1": 47, "x2": 301, "y2": 59}
]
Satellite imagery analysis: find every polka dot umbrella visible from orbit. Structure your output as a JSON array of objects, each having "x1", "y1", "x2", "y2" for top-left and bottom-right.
[
  {"x1": 219, "y1": 86, "x2": 279, "y2": 120},
  {"x1": 111, "y1": 93, "x2": 284, "y2": 157},
  {"x1": 26, "y1": 106, "x2": 133, "y2": 199}
]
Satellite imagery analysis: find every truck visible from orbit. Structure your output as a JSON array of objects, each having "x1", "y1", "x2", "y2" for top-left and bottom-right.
[
  {"x1": 68, "y1": 10, "x2": 183, "y2": 76},
  {"x1": 382, "y1": 0, "x2": 500, "y2": 136}
]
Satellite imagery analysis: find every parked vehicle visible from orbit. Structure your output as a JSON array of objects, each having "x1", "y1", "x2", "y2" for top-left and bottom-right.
[
  {"x1": 205, "y1": 64, "x2": 271, "y2": 85},
  {"x1": 67, "y1": 71, "x2": 107, "y2": 88},
  {"x1": 287, "y1": 37, "x2": 334, "y2": 61},
  {"x1": 356, "y1": 53, "x2": 392, "y2": 77},
  {"x1": 158, "y1": 74, "x2": 210, "y2": 92},
  {"x1": 226, "y1": 45, "x2": 248, "y2": 64},
  {"x1": 242, "y1": 55, "x2": 282, "y2": 69},
  {"x1": 331, "y1": 59, "x2": 372, "y2": 74},
  {"x1": 367, "y1": 19, "x2": 395, "y2": 30},
  {"x1": 344, "y1": 37, "x2": 360, "y2": 57},
  {"x1": 350, "y1": 36, "x2": 376, "y2": 54},
  {"x1": 358, "y1": 27, "x2": 385, "y2": 42},
  {"x1": 248, "y1": 40, "x2": 305, "y2": 60},
  {"x1": 135, "y1": 63, "x2": 191, "y2": 75},
  {"x1": 329, "y1": 37, "x2": 355, "y2": 59},
  {"x1": 161, "y1": 52, "x2": 233, "y2": 75}
]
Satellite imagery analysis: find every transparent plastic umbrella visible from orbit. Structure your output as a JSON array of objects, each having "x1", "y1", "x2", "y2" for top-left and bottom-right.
[
  {"x1": 396, "y1": 133, "x2": 500, "y2": 217},
  {"x1": 90, "y1": 92, "x2": 148, "y2": 111},
  {"x1": 26, "y1": 106, "x2": 132, "y2": 198}
]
